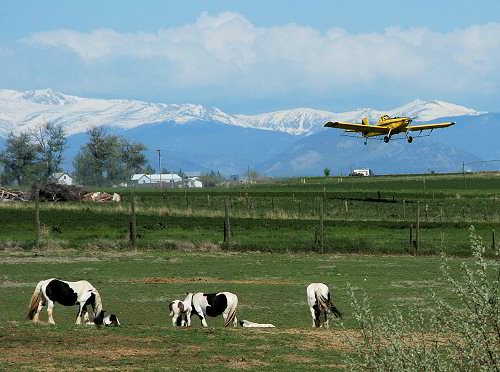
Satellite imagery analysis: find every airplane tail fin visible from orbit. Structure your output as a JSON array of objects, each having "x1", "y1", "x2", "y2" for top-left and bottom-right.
[{"x1": 362, "y1": 117, "x2": 368, "y2": 125}]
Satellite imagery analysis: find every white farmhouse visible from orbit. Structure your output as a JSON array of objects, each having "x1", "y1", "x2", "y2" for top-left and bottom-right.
[
  {"x1": 187, "y1": 177, "x2": 203, "y2": 188},
  {"x1": 130, "y1": 173, "x2": 182, "y2": 185},
  {"x1": 52, "y1": 172, "x2": 73, "y2": 185}
]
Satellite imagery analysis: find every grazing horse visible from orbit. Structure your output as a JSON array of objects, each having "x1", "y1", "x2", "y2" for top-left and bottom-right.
[
  {"x1": 168, "y1": 299, "x2": 189, "y2": 326},
  {"x1": 306, "y1": 283, "x2": 342, "y2": 328},
  {"x1": 183, "y1": 292, "x2": 238, "y2": 327},
  {"x1": 27, "y1": 278, "x2": 105, "y2": 326}
]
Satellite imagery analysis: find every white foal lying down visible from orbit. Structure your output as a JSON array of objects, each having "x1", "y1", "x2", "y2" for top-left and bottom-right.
[
  {"x1": 169, "y1": 299, "x2": 189, "y2": 326},
  {"x1": 239, "y1": 319, "x2": 275, "y2": 328},
  {"x1": 183, "y1": 292, "x2": 238, "y2": 327},
  {"x1": 306, "y1": 283, "x2": 342, "y2": 328},
  {"x1": 27, "y1": 278, "x2": 105, "y2": 326}
]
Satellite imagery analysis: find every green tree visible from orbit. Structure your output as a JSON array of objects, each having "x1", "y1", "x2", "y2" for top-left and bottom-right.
[
  {"x1": 324, "y1": 168, "x2": 331, "y2": 177},
  {"x1": 73, "y1": 127, "x2": 148, "y2": 186},
  {"x1": 32, "y1": 122, "x2": 67, "y2": 180},
  {"x1": 0, "y1": 132, "x2": 37, "y2": 185}
]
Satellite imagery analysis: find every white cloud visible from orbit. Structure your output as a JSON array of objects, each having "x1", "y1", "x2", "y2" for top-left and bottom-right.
[{"x1": 20, "y1": 13, "x2": 500, "y2": 102}]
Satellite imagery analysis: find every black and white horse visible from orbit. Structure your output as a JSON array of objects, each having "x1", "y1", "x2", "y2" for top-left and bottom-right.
[
  {"x1": 183, "y1": 292, "x2": 238, "y2": 327},
  {"x1": 306, "y1": 283, "x2": 342, "y2": 328},
  {"x1": 27, "y1": 278, "x2": 105, "y2": 326}
]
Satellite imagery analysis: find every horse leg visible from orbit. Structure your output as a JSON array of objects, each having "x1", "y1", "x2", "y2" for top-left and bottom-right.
[
  {"x1": 47, "y1": 301, "x2": 56, "y2": 324},
  {"x1": 309, "y1": 306, "x2": 317, "y2": 327},
  {"x1": 172, "y1": 314, "x2": 178, "y2": 326},
  {"x1": 81, "y1": 305, "x2": 89, "y2": 324},
  {"x1": 75, "y1": 303, "x2": 85, "y2": 324},
  {"x1": 186, "y1": 309, "x2": 192, "y2": 327}
]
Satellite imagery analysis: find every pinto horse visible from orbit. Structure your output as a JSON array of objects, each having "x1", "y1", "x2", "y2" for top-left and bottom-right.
[
  {"x1": 27, "y1": 278, "x2": 105, "y2": 326},
  {"x1": 183, "y1": 292, "x2": 238, "y2": 327},
  {"x1": 306, "y1": 283, "x2": 342, "y2": 328}
]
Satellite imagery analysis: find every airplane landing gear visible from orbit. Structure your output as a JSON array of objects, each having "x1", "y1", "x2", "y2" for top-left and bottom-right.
[
  {"x1": 407, "y1": 136, "x2": 413, "y2": 143},
  {"x1": 383, "y1": 136, "x2": 390, "y2": 143}
]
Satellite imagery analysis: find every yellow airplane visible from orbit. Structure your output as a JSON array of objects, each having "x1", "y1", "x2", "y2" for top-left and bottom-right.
[{"x1": 324, "y1": 115, "x2": 455, "y2": 144}]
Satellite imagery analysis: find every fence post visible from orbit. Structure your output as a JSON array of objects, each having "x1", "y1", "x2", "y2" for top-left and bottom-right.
[
  {"x1": 416, "y1": 201, "x2": 420, "y2": 255},
  {"x1": 224, "y1": 196, "x2": 231, "y2": 245},
  {"x1": 319, "y1": 198, "x2": 324, "y2": 253},
  {"x1": 130, "y1": 191, "x2": 137, "y2": 249},
  {"x1": 207, "y1": 194, "x2": 211, "y2": 207},
  {"x1": 34, "y1": 186, "x2": 40, "y2": 248},
  {"x1": 403, "y1": 199, "x2": 406, "y2": 219},
  {"x1": 345, "y1": 199, "x2": 348, "y2": 213}
]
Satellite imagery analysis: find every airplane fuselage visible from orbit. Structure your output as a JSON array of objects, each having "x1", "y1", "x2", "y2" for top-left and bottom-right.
[{"x1": 361, "y1": 117, "x2": 410, "y2": 138}]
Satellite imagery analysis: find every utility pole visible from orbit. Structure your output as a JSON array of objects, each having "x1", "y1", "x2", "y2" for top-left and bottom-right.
[{"x1": 157, "y1": 149, "x2": 162, "y2": 188}]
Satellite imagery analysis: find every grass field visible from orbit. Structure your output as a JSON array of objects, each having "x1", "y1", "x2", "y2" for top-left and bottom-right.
[
  {"x1": 1, "y1": 173, "x2": 499, "y2": 256},
  {"x1": 0, "y1": 248, "x2": 468, "y2": 371},
  {"x1": 1, "y1": 173, "x2": 499, "y2": 370}
]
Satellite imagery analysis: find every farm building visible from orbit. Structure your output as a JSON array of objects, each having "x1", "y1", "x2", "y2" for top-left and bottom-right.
[
  {"x1": 187, "y1": 177, "x2": 203, "y2": 188},
  {"x1": 351, "y1": 169, "x2": 373, "y2": 176},
  {"x1": 51, "y1": 172, "x2": 73, "y2": 185},
  {"x1": 131, "y1": 173, "x2": 182, "y2": 185}
]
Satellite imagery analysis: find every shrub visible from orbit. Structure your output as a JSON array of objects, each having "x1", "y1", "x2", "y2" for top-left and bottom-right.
[{"x1": 347, "y1": 226, "x2": 500, "y2": 371}]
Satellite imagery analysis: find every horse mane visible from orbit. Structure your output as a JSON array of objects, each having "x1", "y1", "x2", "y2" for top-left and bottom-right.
[
  {"x1": 314, "y1": 287, "x2": 330, "y2": 312},
  {"x1": 92, "y1": 289, "x2": 103, "y2": 316}
]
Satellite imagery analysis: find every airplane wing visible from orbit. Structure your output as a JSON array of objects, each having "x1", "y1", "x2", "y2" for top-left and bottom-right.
[
  {"x1": 324, "y1": 121, "x2": 389, "y2": 134},
  {"x1": 407, "y1": 122, "x2": 455, "y2": 131}
]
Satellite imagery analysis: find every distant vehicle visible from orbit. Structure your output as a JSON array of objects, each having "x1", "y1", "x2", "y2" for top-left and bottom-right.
[{"x1": 324, "y1": 115, "x2": 455, "y2": 145}]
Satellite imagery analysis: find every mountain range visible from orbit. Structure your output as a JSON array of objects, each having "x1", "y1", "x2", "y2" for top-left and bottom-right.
[{"x1": 0, "y1": 88, "x2": 497, "y2": 176}]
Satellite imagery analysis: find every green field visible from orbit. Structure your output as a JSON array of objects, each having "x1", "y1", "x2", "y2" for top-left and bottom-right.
[
  {"x1": 1, "y1": 173, "x2": 499, "y2": 256},
  {"x1": 0, "y1": 249, "x2": 468, "y2": 371},
  {"x1": 1, "y1": 173, "x2": 499, "y2": 370}
]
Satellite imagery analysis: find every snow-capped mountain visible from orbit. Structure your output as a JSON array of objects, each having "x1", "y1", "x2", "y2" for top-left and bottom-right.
[{"x1": 0, "y1": 89, "x2": 484, "y2": 138}]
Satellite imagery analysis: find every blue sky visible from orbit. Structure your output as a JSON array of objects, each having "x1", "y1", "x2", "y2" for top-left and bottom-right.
[{"x1": 1, "y1": 0, "x2": 500, "y2": 113}]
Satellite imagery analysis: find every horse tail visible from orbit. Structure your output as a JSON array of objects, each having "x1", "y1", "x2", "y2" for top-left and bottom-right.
[
  {"x1": 315, "y1": 287, "x2": 342, "y2": 319},
  {"x1": 27, "y1": 281, "x2": 43, "y2": 320},
  {"x1": 329, "y1": 303, "x2": 342, "y2": 319},
  {"x1": 224, "y1": 295, "x2": 238, "y2": 327}
]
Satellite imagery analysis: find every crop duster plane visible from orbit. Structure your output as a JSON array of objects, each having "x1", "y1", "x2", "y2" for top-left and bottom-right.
[{"x1": 324, "y1": 115, "x2": 455, "y2": 144}]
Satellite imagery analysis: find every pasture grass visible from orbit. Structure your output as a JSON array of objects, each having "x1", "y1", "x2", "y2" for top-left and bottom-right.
[{"x1": 0, "y1": 248, "x2": 470, "y2": 371}]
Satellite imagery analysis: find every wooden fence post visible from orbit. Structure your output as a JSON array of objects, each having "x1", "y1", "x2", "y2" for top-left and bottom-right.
[
  {"x1": 130, "y1": 191, "x2": 137, "y2": 249},
  {"x1": 224, "y1": 196, "x2": 231, "y2": 245},
  {"x1": 34, "y1": 186, "x2": 40, "y2": 248},
  {"x1": 345, "y1": 199, "x2": 348, "y2": 213},
  {"x1": 403, "y1": 199, "x2": 406, "y2": 219},
  {"x1": 319, "y1": 198, "x2": 324, "y2": 253},
  {"x1": 207, "y1": 194, "x2": 211, "y2": 207},
  {"x1": 416, "y1": 201, "x2": 420, "y2": 255}
]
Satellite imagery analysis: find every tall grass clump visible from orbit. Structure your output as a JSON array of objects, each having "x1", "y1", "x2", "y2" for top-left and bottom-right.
[{"x1": 347, "y1": 226, "x2": 500, "y2": 371}]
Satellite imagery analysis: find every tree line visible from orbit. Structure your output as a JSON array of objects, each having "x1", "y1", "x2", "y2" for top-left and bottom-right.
[{"x1": 0, "y1": 123, "x2": 150, "y2": 186}]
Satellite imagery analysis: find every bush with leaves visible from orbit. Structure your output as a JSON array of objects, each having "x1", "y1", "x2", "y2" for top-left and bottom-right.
[{"x1": 348, "y1": 226, "x2": 500, "y2": 371}]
